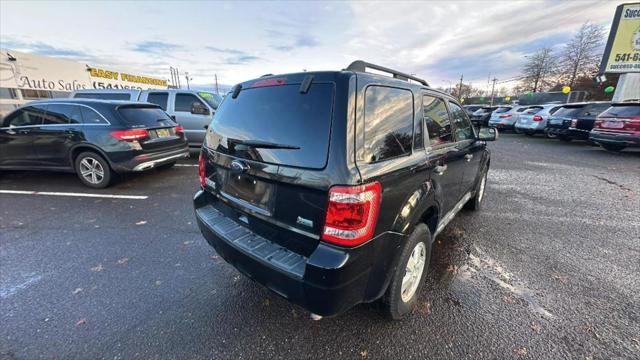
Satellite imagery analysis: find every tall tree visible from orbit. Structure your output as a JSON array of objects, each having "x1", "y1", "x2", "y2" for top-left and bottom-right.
[
  {"x1": 522, "y1": 47, "x2": 556, "y2": 92},
  {"x1": 561, "y1": 22, "x2": 606, "y2": 87}
]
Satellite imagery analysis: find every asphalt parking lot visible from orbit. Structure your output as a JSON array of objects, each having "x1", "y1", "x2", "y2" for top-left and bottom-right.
[{"x1": 1, "y1": 135, "x2": 639, "y2": 360}]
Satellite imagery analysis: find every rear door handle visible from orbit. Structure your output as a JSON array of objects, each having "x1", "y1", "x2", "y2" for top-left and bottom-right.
[
  {"x1": 434, "y1": 164, "x2": 447, "y2": 175},
  {"x1": 465, "y1": 154, "x2": 473, "y2": 162}
]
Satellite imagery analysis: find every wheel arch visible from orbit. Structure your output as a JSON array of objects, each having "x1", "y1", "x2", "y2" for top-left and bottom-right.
[{"x1": 69, "y1": 144, "x2": 113, "y2": 170}]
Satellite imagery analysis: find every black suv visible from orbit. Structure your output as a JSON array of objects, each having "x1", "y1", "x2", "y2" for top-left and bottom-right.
[
  {"x1": 194, "y1": 61, "x2": 497, "y2": 319},
  {"x1": 0, "y1": 99, "x2": 189, "y2": 188},
  {"x1": 545, "y1": 102, "x2": 612, "y2": 141}
]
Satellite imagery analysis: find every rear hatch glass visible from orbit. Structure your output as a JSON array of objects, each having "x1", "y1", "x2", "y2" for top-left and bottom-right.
[
  {"x1": 208, "y1": 83, "x2": 334, "y2": 169},
  {"x1": 599, "y1": 104, "x2": 640, "y2": 118},
  {"x1": 118, "y1": 105, "x2": 175, "y2": 128},
  {"x1": 552, "y1": 106, "x2": 583, "y2": 118}
]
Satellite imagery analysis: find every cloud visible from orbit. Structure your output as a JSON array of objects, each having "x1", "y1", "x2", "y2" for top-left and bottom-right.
[
  {"x1": 205, "y1": 47, "x2": 261, "y2": 64},
  {"x1": 206, "y1": 47, "x2": 246, "y2": 55},
  {"x1": 272, "y1": 34, "x2": 320, "y2": 52},
  {"x1": 0, "y1": 38, "x2": 94, "y2": 60},
  {"x1": 131, "y1": 41, "x2": 182, "y2": 54}
]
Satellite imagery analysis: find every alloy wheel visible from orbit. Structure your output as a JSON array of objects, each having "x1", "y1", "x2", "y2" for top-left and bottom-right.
[
  {"x1": 401, "y1": 242, "x2": 427, "y2": 303},
  {"x1": 79, "y1": 157, "x2": 105, "y2": 185}
]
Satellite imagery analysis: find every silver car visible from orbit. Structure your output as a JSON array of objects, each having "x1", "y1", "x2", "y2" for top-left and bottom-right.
[
  {"x1": 515, "y1": 104, "x2": 562, "y2": 135},
  {"x1": 488, "y1": 105, "x2": 530, "y2": 130}
]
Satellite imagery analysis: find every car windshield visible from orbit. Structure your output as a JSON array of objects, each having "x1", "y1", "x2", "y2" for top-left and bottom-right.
[
  {"x1": 198, "y1": 92, "x2": 222, "y2": 109},
  {"x1": 599, "y1": 104, "x2": 640, "y2": 118}
]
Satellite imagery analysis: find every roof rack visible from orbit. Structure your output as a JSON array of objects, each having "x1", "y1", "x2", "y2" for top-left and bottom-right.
[{"x1": 346, "y1": 60, "x2": 429, "y2": 87}]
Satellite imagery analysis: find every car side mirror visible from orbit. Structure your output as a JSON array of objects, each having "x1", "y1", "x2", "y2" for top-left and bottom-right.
[
  {"x1": 191, "y1": 103, "x2": 210, "y2": 116},
  {"x1": 477, "y1": 126, "x2": 498, "y2": 141}
]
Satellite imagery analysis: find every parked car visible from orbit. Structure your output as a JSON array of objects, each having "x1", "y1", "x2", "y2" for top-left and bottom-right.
[
  {"x1": 470, "y1": 106, "x2": 500, "y2": 127},
  {"x1": 0, "y1": 99, "x2": 189, "y2": 188},
  {"x1": 193, "y1": 61, "x2": 497, "y2": 320},
  {"x1": 589, "y1": 102, "x2": 640, "y2": 152},
  {"x1": 488, "y1": 105, "x2": 533, "y2": 130},
  {"x1": 545, "y1": 102, "x2": 612, "y2": 141},
  {"x1": 463, "y1": 104, "x2": 484, "y2": 116},
  {"x1": 514, "y1": 104, "x2": 562, "y2": 135},
  {"x1": 71, "y1": 89, "x2": 223, "y2": 148}
]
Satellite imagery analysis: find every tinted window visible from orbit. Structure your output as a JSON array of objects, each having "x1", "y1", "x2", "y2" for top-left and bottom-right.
[
  {"x1": 44, "y1": 104, "x2": 82, "y2": 125},
  {"x1": 553, "y1": 106, "x2": 583, "y2": 117},
  {"x1": 494, "y1": 107, "x2": 512, "y2": 113},
  {"x1": 118, "y1": 106, "x2": 174, "y2": 127},
  {"x1": 146, "y1": 92, "x2": 168, "y2": 110},
  {"x1": 524, "y1": 107, "x2": 543, "y2": 114},
  {"x1": 364, "y1": 86, "x2": 414, "y2": 163},
  {"x1": 3, "y1": 106, "x2": 46, "y2": 127},
  {"x1": 600, "y1": 104, "x2": 640, "y2": 118},
  {"x1": 582, "y1": 103, "x2": 612, "y2": 117},
  {"x1": 413, "y1": 118, "x2": 424, "y2": 150},
  {"x1": 74, "y1": 93, "x2": 131, "y2": 100},
  {"x1": 424, "y1": 96, "x2": 452, "y2": 146},
  {"x1": 516, "y1": 107, "x2": 530, "y2": 112},
  {"x1": 209, "y1": 83, "x2": 334, "y2": 169},
  {"x1": 449, "y1": 102, "x2": 474, "y2": 141},
  {"x1": 81, "y1": 107, "x2": 108, "y2": 124},
  {"x1": 175, "y1": 93, "x2": 206, "y2": 112}
]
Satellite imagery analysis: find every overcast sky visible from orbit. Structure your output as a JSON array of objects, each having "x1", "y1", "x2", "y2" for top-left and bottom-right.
[{"x1": 0, "y1": 0, "x2": 619, "y2": 91}]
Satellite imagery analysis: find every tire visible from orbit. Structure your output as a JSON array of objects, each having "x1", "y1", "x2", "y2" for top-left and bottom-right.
[
  {"x1": 382, "y1": 223, "x2": 432, "y2": 320},
  {"x1": 156, "y1": 161, "x2": 176, "y2": 170},
  {"x1": 601, "y1": 143, "x2": 625, "y2": 152},
  {"x1": 545, "y1": 130, "x2": 557, "y2": 139},
  {"x1": 75, "y1": 151, "x2": 112, "y2": 188},
  {"x1": 465, "y1": 166, "x2": 488, "y2": 211}
]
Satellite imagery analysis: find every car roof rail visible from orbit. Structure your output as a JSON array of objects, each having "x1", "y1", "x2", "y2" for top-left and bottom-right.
[{"x1": 345, "y1": 60, "x2": 429, "y2": 87}]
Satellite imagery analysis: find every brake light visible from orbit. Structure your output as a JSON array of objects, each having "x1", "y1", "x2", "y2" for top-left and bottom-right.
[
  {"x1": 198, "y1": 152, "x2": 206, "y2": 188},
  {"x1": 499, "y1": 114, "x2": 512, "y2": 118},
  {"x1": 250, "y1": 77, "x2": 286, "y2": 88},
  {"x1": 594, "y1": 119, "x2": 603, "y2": 128},
  {"x1": 533, "y1": 115, "x2": 543, "y2": 122},
  {"x1": 175, "y1": 125, "x2": 184, "y2": 134},
  {"x1": 322, "y1": 182, "x2": 381, "y2": 247},
  {"x1": 110, "y1": 129, "x2": 149, "y2": 141},
  {"x1": 570, "y1": 119, "x2": 578, "y2": 128}
]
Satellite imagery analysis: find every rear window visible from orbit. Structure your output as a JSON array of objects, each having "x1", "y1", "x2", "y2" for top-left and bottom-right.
[
  {"x1": 208, "y1": 83, "x2": 334, "y2": 169},
  {"x1": 599, "y1": 104, "x2": 640, "y2": 118},
  {"x1": 552, "y1": 106, "x2": 584, "y2": 117},
  {"x1": 524, "y1": 106, "x2": 543, "y2": 114},
  {"x1": 494, "y1": 107, "x2": 512, "y2": 113},
  {"x1": 582, "y1": 103, "x2": 612, "y2": 117},
  {"x1": 75, "y1": 93, "x2": 132, "y2": 101},
  {"x1": 117, "y1": 105, "x2": 174, "y2": 128}
]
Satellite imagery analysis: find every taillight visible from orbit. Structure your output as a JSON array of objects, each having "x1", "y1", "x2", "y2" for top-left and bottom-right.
[
  {"x1": 533, "y1": 115, "x2": 543, "y2": 122},
  {"x1": 250, "y1": 77, "x2": 287, "y2": 88},
  {"x1": 175, "y1": 125, "x2": 184, "y2": 134},
  {"x1": 198, "y1": 152, "x2": 206, "y2": 188},
  {"x1": 499, "y1": 114, "x2": 512, "y2": 118},
  {"x1": 594, "y1": 119, "x2": 603, "y2": 128},
  {"x1": 110, "y1": 129, "x2": 149, "y2": 141},
  {"x1": 322, "y1": 182, "x2": 381, "y2": 247},
  {"x1": 570, "y1": 119, "x2": 578, "y2": 128}
]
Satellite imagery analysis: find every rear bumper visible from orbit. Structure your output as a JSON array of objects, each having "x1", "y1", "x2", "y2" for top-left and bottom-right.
[
  {"x1": 193, "y1": 190, "x2": 405, "y2": 317},
  {"x1": 515, "y1": 123, "x2": 544, "y2": 132},
  {"x1": 111, "y1": 145, "x2": 189, "y2": 172},
  {"x1": 589, "y1": 131, "x2": 640, "y2": 147},
  {"x1": 546, "y1": 127, "x2": 589, "y2": 139},
  {"x1": 488, "y1": 121, "x2": 515, "y2": 129}
]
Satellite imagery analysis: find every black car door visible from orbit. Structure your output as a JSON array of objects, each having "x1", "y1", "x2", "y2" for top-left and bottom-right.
[
  {"x1": 0, "y1": 106, "x2": 45, "y2": 167},
  {"x1": 31, "y1": 104, "x2": 83, "y2": 168},
  {"x1": 448, "y1": 101, "x2": 483, "y2": 195},
  {"x1": 423, "y1": 94, "x2": 466, "y2": 214}
]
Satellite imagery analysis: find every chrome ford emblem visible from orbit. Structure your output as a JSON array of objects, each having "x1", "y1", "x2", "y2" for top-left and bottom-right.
[{"x1": 230, "y1": 160, "x2": 249, "y2": 174}]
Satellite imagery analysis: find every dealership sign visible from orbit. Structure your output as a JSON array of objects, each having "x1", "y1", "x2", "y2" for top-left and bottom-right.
[
  {"x1": 0, "y1": 48, "x2": 168, "y2": 92},
  {"x1": 600, "y1": 2, "x2": 640, "y2": 73}
]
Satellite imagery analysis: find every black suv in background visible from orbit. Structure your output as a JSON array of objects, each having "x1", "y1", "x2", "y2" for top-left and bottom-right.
[
  {"x1": 194, "y1": 61, "x2": 497, "y2": 319},
  {"x1": 545, "y1": 102, "x2": 612, "y2": 141},
  {"x1": 0, "y1": 99, "x2": 189, "y2": 188}
]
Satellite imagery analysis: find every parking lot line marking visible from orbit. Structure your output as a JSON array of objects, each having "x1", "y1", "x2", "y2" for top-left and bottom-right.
[
  {"x1": 0, "y1": 274, "x2": 43, "y2": 299},
  {"x1": 0, "y1": 190, "x2": 148, "y2": 200},
  {"x1": 175, "y1": 164, "x2": 198, "y2": 167}
]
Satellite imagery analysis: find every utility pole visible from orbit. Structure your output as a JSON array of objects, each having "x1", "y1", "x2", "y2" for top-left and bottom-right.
[
  {"x1": 489, "y1": 78, "x2": 497, "y2": 106},
  {"x1": 214, "y1": 74, "x2": 219, "y2": 95},
  {"x1": 185, "y1": 72, "x2": 191, "y2": 90},
  {"x1": 457, "y1": 74, "x2": 464, "y2": 100}
]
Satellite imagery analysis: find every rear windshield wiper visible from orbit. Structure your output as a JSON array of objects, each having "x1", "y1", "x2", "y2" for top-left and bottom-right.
[{"x1": 228, "y1": 139, "x2": 300, "y2": 150}]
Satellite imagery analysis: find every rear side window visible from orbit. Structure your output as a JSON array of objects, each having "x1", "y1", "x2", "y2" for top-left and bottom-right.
[
  {"x1": 364, "y1": 86, "x2": 414, "y2": 162},
  {"x1": 44, "y1": 104, "x2": 82, "y2": 124},
  {"x1": 423, "y1": 96, "x2": 452, "y2": 146},
  {"x1": 3, "y1": 106, "x2": 46, "y2": 127},
  {"x1": 146, "y1": 92, "x2": 168, "y2": 110},
  {"x1": 599, "y1": 104, "x2": 640, "y2": 118},
  {"x1": 81, "y1": 107, "x2": 108, "y2": 125},
  {"x1": 118, "y1": 106, "x2": 173, "y2": 128},
  {"x1": 209, "y1": 83, "x2": 334, "y2": 169},
  {"x1": 175, "y1": 93, "x2": 206, "y2": 112},
  {"x1": 74, "y1": 93, "x2": 131, "y2": 101}
]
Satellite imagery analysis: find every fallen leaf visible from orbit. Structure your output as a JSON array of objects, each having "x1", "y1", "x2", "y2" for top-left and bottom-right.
[
  {"x1": 418, "y1": 301, "x2": 431, "y2": 317},
  {"x1": 513, "y1": 347, "x2": 527, "y2": 357},
  {"x1": 503, "y1": 295, "x2": 517, "y2": 305},
  {"x1": 183, "y1": 240, "x2": 194, "y2": 245},
  {"x1": 360, "y1": 350, "x2": 368, "y2": 358},
  {"x1": 75, "y1": 318, "x2": 86, "y2": 326},
  {"x1": 90, "y1": 264, "x2": 104, "y2": 272},
  {"x1": 116, "y1": 257, "x2": 129, "y2": 265},
  {"x1": 72, "y1": 288, "x2": 83, "y2": 295},
  {"x1": 135, "y1": 220, "x2": 147, "y2": 225},
  {"x1": 446, "y1": 264, "x2": 458, "y2": 273},
  {"x1": 262, "y1": 298, "x2": 270, "y2": 306},
  {"x1": 530, "y1": 321, "x2": 542, "y2": 334},
  {"x1": 155, "y1": 280, "x2": 162, "y2": 286}
]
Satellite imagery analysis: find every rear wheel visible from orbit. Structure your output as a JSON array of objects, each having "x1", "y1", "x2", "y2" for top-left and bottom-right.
[
  {"x1": 383, "y1": 224, "x2": 432, "y2": 320},
  {"x1": 545, "y1": 130, "x2": 557, "y2": 139},
  {"x1": 75, "y1": 152, "x2": 112, "y2": 188},
  {"x1": 601, "y1": 143, "x2": 625, "y2": 152}
]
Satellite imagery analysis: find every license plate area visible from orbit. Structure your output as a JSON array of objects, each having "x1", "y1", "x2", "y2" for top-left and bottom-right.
[
  {"x1": 220, "y1": 169, "x2": 275, "y2": 215},
  {"x1": 155, "y1": 128, "x2": 171, "y2": 138},
  {"x1": 602, "y1": 121, "x2": 624, "y2": 129}
]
